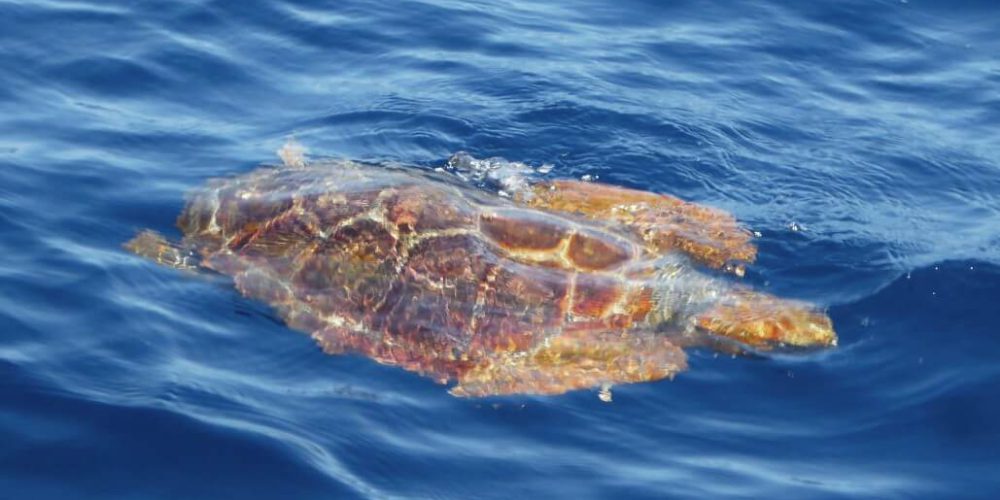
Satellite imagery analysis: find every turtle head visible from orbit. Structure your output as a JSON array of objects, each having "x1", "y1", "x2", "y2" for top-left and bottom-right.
[{"x1": 692, "y1": 290, "x2": 836, "y2": 351}]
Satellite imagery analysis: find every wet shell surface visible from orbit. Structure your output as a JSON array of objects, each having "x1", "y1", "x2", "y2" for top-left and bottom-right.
[{"x1": 126, "y1": 157, "x2": 835, "y2": 397}]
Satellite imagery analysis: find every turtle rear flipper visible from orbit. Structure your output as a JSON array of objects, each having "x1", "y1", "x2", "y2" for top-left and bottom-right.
[
  {"x1": 693, "y1": 289, "x2": 837, "y2": 350},
  {"x1": 450, "y1": 328, "x2": 688, "y2": 399},
  {"x1": 124, "y1": 229, "x2": 199, "y2": 270},
  {"x1": 515, "y1": 179, "x2": 756, "y2": 275}
]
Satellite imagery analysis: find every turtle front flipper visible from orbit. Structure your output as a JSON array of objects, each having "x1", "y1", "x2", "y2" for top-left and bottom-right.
[
  {"x1": 124, "y1": 229, "x2": 199, "y2": 270},
  {"x1": 450, "y1": 328, "x2": 687, "y2": 398},
  {"x1": 515, "y1": 180, "x2": 756, "y2": 275}
]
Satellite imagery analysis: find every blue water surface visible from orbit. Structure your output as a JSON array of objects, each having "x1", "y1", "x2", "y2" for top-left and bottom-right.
[{"x1": 1, "y1": 0, "x2": 999, "y2": 498}]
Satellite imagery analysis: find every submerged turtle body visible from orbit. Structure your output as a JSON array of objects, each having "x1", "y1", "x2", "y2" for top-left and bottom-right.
[{"x1": 127, "y1": 154, "x2": 836, "y2": 397}]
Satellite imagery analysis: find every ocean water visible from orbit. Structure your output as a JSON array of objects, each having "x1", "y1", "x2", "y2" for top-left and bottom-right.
[{"x1": 1, "y1": 0, "x2": 999, "y2": 498}]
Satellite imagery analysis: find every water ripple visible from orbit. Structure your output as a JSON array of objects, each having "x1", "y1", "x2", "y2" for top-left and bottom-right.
[{"x1": 1, "y1": 0, "x2": 999, "y2": 497}]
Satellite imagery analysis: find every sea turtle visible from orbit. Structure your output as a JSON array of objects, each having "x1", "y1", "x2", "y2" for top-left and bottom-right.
[{"x1": 126, "y1": 147, "x2": 835, "y2": 398}]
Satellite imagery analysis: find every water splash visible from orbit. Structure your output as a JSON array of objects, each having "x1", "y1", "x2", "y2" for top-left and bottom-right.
[
  {"x1": 444, "y1": 151, "x2": 550, "y2": 199},
  {"x1": 277, "y1": 138, "x2": 308, "y2": 169}
]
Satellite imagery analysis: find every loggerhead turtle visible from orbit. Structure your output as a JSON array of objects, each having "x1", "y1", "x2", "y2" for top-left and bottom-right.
[{"x1": 125, "y1": 146, "x2": 835, "y2": 398}]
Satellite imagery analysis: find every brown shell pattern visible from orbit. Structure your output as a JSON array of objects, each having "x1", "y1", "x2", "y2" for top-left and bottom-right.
[{"x1": 136, "y1": 159, "x2": 836, "y2": 397}]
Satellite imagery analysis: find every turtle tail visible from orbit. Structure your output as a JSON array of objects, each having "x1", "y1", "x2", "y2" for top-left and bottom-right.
[{"x1": 124, "y1": 229, "x2": 199, "y2": 270}]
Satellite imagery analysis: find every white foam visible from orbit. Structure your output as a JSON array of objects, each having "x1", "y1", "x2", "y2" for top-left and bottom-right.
[{"x1": 445, "y1": 151, "x2": 548, "y2": 198}]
